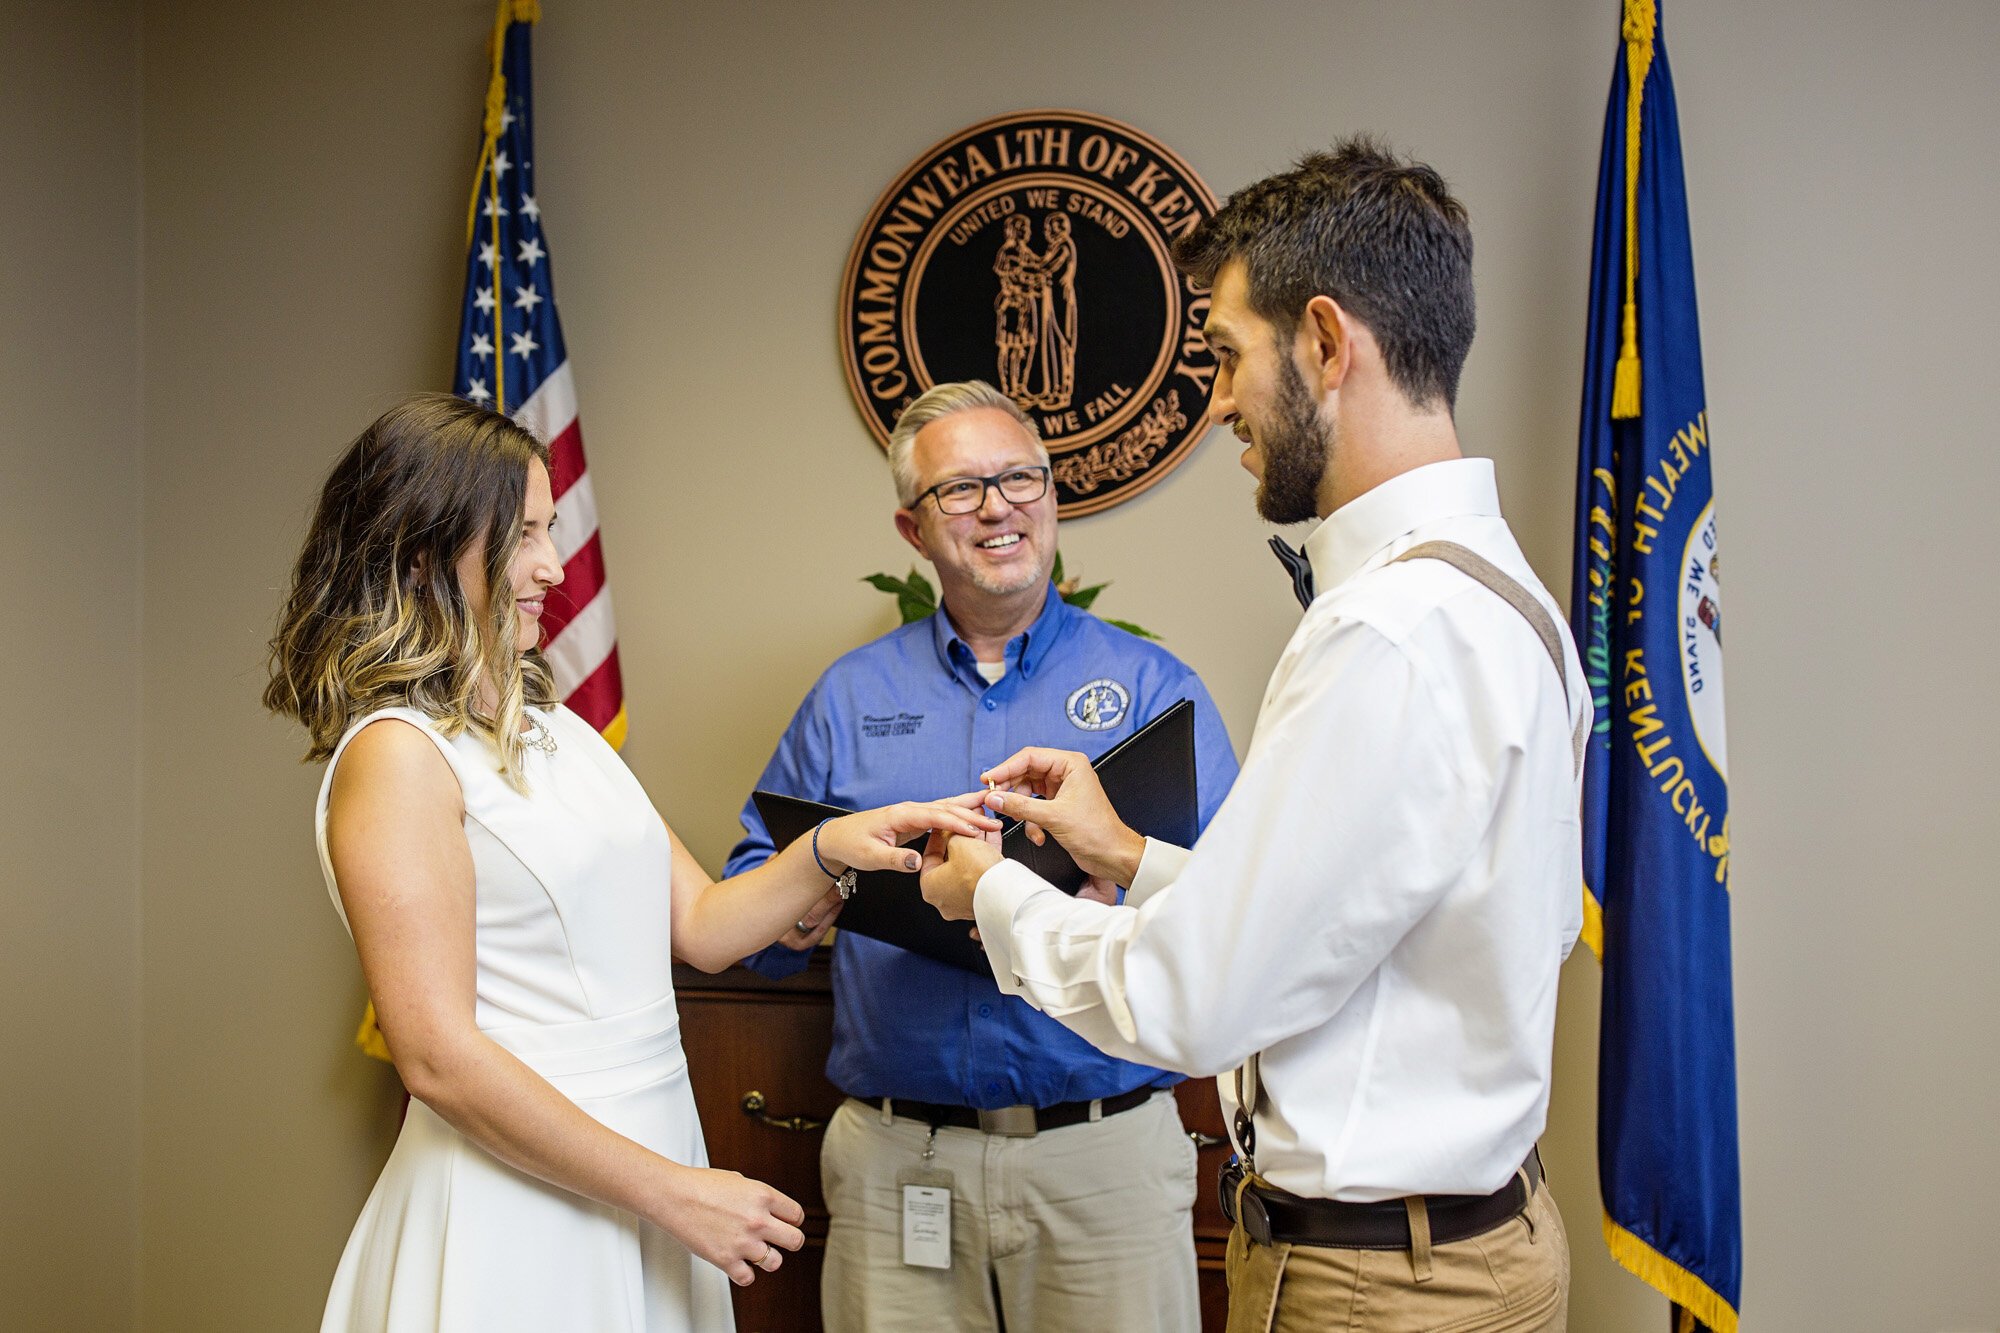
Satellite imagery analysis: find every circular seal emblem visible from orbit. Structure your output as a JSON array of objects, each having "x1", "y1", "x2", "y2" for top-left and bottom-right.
[
  {"x1": 1677, "y1": 501, "x2": 1728, "y2": 779},
  {"x1": 1066, "y1": 678, "x2": 1130, "y2": 732},
  {"x1": 840, "y1": 110, "x2": 1219, "y2": 517}
]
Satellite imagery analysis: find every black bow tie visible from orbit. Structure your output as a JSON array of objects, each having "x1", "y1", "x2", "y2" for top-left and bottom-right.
[{"x1": 1269, "y1": 536, "x2": 1315, "y2": 610}]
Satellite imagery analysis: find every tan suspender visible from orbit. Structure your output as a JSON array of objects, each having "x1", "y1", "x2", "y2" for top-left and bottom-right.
[
  {"x1": 1394, "y1": 541, "x2": 1587, "y2": 781},
  {"x1": 1231, "y1": 540, "x2": 1585, "y2": 1176}
]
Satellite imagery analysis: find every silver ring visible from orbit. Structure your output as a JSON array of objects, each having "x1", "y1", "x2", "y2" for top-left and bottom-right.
[{"x1": 795, "y1": 919, "x2": 812, "y2": 933}]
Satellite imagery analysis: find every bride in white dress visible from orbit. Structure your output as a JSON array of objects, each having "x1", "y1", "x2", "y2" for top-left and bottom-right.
[{"x1": 265, "y1": 395, "x2": 999, "y2": 1332}]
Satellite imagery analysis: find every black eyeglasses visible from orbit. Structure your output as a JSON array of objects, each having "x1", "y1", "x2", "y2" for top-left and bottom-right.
[{"x1": 913, "y1": 466, "x2": 1052, "y2": 515}]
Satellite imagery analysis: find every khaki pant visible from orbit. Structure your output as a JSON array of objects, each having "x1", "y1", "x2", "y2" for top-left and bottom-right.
[
  {"x1": 819, "y1": 1092, "x2": 1201, "y2": 1333},
  {"x1": 1224, "y1": 1179, "x2": 1570, "y2": 1333}
]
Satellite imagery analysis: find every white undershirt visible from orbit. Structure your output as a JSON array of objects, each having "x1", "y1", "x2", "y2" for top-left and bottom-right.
[
  {"x1": 972, "y1": 459, "x2": 1587, "y2": 1201},
  {"x1": 974, "y1": 659, "x2": 1006, "y2": 685}
]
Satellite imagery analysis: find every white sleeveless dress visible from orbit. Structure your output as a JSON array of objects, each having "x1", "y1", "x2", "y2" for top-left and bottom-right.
[{"x1": 314, "y1": 704, "x2": 735, "y2": 1333}]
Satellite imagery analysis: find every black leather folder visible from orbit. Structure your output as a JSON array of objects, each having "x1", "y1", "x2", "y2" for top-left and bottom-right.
[{"x1": 752, "y1": 697, "x2": 1198, "y2": 974}]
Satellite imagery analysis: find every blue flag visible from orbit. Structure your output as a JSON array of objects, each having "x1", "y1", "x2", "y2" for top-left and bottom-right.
[{"x1": 1571, "y1": 2, "x2": 1742, "y2": 1329}]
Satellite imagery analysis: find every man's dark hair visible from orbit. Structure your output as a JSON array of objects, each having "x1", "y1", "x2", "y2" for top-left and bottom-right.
[{"x1": 1174, "y1": 136, "x2": 1476, "y2": 412}]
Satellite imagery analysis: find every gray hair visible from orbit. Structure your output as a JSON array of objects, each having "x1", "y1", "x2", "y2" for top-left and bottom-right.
[{"x1": 887, "y1": 380, "x2": 1049, "y2": 506}]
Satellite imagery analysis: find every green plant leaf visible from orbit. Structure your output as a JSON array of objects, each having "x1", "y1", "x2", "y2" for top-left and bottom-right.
[
  {"x1": 868, "y1": 559, "x2": 1157, "y2": 637},
  {"x1": 1103, "y1": 617, "x2": 1161, "y2": 641},
  {"x1": 1063, "y1": 581, "x2": 1109, "y2": 611},
  {"x1": 865, "y1": 569, "x2": 937, "y2": 624}
]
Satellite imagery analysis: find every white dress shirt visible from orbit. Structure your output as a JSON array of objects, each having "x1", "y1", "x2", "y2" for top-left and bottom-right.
[{"x1": 974, "y1": 459, "x2": 1587, "y2": 1201}]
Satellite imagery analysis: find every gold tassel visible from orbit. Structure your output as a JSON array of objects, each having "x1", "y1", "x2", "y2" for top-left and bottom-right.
[
  {"x1": 1612, "y1": 305, "x2": 1642, "y2": 417},
  {"x1": 462, "y1": 0, "x2": 541, "y2": 412},
  {"x1": 1612, "y1": 0, "x2": 1656, "y2": 420}
]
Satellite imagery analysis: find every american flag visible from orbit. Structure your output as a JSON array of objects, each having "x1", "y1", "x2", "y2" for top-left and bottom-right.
[{"x1": 453, "y1": 2, "x2": 627, "y2": 747}]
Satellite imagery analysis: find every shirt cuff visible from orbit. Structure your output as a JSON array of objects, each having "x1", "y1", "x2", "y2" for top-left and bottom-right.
[
  {"x1": 973, "y1": 858, "x2": 1060, "y2": 998},
  {"x1": 1126, "y1": 838, "x2": 1191, "y2": 909}
]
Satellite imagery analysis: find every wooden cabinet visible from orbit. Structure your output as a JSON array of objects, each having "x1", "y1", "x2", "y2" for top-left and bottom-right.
[
  {"x1": 675, "y1": 956, "x2": 1233, "y2": 1332},
  {"x1": 676, "y1": 959, "x2": 843, "y2": 1332}
]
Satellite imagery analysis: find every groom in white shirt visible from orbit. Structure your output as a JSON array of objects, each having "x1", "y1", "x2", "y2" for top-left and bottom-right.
[{"x1": 921, "y1": 136, "x2": 1586, "y2": 1332}]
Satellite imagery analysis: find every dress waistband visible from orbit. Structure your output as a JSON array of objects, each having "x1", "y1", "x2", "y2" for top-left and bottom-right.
[{"x1": 481, "y1": 993, "x2": 686, "y2": 1100}]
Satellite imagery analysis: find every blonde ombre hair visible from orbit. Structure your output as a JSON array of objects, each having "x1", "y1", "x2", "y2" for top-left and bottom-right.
[
  {"x1": 886, "y1": 380, "x2": 1048, "y2": 506},
  {"x1": 264, "y1": 393, "x2": 557, "y2": 791}
]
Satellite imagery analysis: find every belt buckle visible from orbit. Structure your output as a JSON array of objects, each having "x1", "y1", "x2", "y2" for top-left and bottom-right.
[{"x1": 977, "y1": 1105, "x2": 1038, "y2": 1137}]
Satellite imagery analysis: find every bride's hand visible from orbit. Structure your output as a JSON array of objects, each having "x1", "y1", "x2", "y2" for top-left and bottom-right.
[
  {"x1": 775, "y1": 882, "x2": 846, "y2": 950},
  {"x1": 819, "y1": 795, "x2": 1002, "y2": 874},
  {"x1": 652, "y1": 1164, "x2": 805, "y2": 1287}
]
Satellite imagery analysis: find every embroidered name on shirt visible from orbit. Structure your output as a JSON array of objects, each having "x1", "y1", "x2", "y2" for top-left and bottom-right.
[{"x1": 861, "y1": 712, "x2": 927, "y2": 738}]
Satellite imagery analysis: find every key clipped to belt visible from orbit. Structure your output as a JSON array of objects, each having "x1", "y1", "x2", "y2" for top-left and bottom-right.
[{"x1": 897, "y1": 1124, "x2": 954, "y2": 1270}]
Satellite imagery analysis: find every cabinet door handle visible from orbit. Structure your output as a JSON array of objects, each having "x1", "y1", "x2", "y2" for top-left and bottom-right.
[
  {"x1": 1188, "y1": 1130, "x2": 1228, "y2": 1150},
  {"x1": 741, "y1": 1090, "x2": 827, "y2": 1133}
]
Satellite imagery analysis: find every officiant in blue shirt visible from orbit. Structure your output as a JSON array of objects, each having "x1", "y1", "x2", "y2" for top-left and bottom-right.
[{"x1": 726, "y1": 380, "x2": 1235, "y2": 1332}]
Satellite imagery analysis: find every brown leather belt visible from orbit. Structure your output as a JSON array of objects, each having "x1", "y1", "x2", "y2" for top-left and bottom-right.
[
  {"x1": 1221, "y1": 1149, "x2": 1543, "y2": 1250},
  {"x1": 880, "y1": 1086, "x2": 1155, "y2": 1137}
]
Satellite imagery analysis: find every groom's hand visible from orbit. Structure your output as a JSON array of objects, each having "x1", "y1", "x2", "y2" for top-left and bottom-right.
[
  {"x1": 919, "y1": 829, "x2": 1002, "y2": 922},
  {"x1": 979, "y1": 747, "x2": 1145, "y2": 886}
]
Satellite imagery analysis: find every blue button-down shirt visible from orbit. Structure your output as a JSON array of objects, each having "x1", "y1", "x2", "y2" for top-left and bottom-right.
[{"x1": 728, "y1": 584, "x2": 1237, "y2": 1108}]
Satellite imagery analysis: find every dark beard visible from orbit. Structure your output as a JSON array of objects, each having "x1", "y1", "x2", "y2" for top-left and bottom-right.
[{"x1": 1254, "y1": 357, "x2": 1331, "y2": 525}]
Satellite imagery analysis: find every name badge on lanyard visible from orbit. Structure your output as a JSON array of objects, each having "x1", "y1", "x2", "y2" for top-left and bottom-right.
[{"x1": 898, "y1": 1124, "x2": 954, "y2": 1269}]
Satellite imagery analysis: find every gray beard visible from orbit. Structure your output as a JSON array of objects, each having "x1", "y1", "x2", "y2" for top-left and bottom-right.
[
  {"x1": 1255, "y1": 358, "x2": 1333, "y2": 526},
  {"x1": 968, "y1": 559, "x2": 1051, "y2": 598}
]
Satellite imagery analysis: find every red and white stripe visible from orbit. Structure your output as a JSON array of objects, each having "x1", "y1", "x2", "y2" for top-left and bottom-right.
[{"x1": 515, "y1": 361, "x2": 628, "y2": 747}]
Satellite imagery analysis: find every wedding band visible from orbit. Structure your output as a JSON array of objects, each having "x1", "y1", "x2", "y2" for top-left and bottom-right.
[{"x1": 796, "y1": 919, "x2": 811, "y2": 933}]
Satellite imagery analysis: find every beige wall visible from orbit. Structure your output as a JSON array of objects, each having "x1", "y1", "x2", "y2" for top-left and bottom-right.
[
  {"x1": 1674, "y1": 4, "x2": 2000, "y2": 1327},
  {"x1": 5, "y1": 0, "x2": 1989, "y2": 1327},
  {"x1": 134, "y1": 6, "x2": 481, "y2": 1327},
  {"x1": 0, "y1": 2, "x2": 143, "y2": 1330}
]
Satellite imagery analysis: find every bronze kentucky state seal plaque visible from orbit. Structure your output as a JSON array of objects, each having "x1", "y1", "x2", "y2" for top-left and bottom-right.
[{"x1": 839, "y1": 110, "x2": 1219, "y2": 517}]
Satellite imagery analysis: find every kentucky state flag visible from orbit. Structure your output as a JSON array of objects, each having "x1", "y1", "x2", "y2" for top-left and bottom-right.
[{"x1": 1570, "y1": 1, "x2": 1742, "y2": 1329}]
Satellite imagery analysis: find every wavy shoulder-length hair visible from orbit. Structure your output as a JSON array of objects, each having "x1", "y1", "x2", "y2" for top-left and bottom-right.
[{"x1": 264, "y1": 393, "x2": 557, "y2": 790}]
